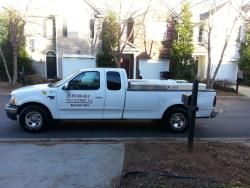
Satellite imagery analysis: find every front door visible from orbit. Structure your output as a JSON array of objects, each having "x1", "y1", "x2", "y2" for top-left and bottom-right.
[
  {"x1": 121, "y1": 54, "x2": 134, "y2": 79},
  {"x1": 46, "y1": 51, "x2": 57, "y2": 79},
  {"x1": 57, "y1": 70, "x2": 105, "y2": 119}
]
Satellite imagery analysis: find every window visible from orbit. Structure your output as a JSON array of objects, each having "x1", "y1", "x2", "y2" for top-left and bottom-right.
[
  {"x1": 127, "y1": 17, "x2": 134, "y2": 43},
  {"x1": 145, "y1": 22, "x2": 167, "y2": 41},
  {"x1": 69, "y1": 71, "x2": 100, "y2": 90},
  {"x1": 198, "y1": 26, "x2": 203, "y2": 42},
  {"x1": 107, "y1": 71, "x2": 121, "y2": 90},
  {"x1": 63, "y1": 18, "x2": 68, "y2": 37},
  {"x1": 43, "y1": 20, "x2": 47, "y2": 38},
  {"x1": 237, "y1": 26, "x2": 241, "y2": 42},
  {"x1": 66, "y1": 17, "x2": 79, "y2": 38},
  {"x1": 43, "y1": 19, "x2": 53, "y2": 38},
  {"x1": 89, "y1": 19, "x2": 94, "y2": 38},
  {"x1": 29, "y1": 38, "x2": 35, "y2": 52}
]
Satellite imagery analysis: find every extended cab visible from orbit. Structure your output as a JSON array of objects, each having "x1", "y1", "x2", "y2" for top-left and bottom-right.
[{"x1": 5, "y1": 68, "x2": 217, "y2": 132}]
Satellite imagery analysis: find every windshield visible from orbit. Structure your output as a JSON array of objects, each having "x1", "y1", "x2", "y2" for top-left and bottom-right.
[{"x1": 50, "y1": 70, "x2": 80, "y2": 87}]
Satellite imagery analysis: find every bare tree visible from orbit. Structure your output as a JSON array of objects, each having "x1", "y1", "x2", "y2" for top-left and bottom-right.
[
  {"x1": 0, "y1": 1, "x2": 31, "y2": 85},
  {"x1": 108, "y1": 0, "x2": 152, "y2": 67},
  {"x1": 0, "y1": 47, "x2": 11, "y2": 83},
  {"x1": 7, "y1": 7, "x2": 26, "y2": 85}
]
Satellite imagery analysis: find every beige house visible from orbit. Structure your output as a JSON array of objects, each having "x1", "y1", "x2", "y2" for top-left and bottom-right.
[
  {"x1": 22, "y1": 0, "x2": 177, "y2": 79},
  {"x1": 86, "y1": 0, "x2": 177, "y2": 79},
  {"x1": 24, "y1": 0, "x2": 103, "y2": 78},
  {"x1": 3, "y1": 0, "x2": 249, "y2": 81},
  {"x1": 1, "y1": 0, "x2": 178, "y2": 79}
]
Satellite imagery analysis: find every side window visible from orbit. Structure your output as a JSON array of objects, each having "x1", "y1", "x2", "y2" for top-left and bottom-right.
[
  {"x1": 107, "y1": 71, "x2": 121, "y2": 90},
  {"x1": 69, "y1": 71, "x2": 100, "y2": 90}
]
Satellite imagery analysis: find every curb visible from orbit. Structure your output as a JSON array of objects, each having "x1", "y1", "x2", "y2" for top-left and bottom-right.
[
  {"x1": 217, "y1": 95, "x2": 249, "y2": 99},
  {"x1": 0, "y1": 93, "x2": 10, "y2": 96},
  {"x1": 0, "y1": 137, "x2": 250, "y2": 144}
]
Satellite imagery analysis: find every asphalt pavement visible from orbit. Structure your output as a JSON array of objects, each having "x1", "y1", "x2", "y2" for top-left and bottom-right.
[{"x1": 1, "y1": 94, "x2": 250, "y2": 139}]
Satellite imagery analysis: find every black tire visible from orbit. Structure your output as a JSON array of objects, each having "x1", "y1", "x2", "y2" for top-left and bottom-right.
[
  {"x1": 163, "y1": 107, "x2": 189, "y2": 132},
  {"x1": 19, "y1": 105, "x2": 50, "y2": 132}
]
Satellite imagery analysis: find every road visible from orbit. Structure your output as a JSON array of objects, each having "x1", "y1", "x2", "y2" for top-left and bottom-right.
[{"x1": 1, "y1": 94, "x2": 250, "y2": 139}]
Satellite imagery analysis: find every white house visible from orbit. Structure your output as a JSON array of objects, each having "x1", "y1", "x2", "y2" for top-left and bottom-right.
[{"x1": 191, "y1": 0, "x2": 249, "y2": 83}]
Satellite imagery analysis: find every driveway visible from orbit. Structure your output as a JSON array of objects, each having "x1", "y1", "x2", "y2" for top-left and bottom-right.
[
  {"x1": 1, "y1": 94, "x2": 250, "y2": 139},
  {"x1": 0, "y1": 143, "x2": 124, "y2": 188}
]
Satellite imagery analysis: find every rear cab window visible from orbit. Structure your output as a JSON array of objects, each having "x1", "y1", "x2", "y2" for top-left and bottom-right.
[{"x1": 106, "y1": 71, "x2": 121, "y2": 90}]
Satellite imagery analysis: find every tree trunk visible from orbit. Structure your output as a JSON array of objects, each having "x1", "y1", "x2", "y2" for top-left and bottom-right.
[
  {"x1": 116, "y1": 55, "x2": 121, "y2": 68},
  {"x1": 211, "y1": 39, "x2": 228, "y2": 81},
  {"x1": 207, "y1": 39, "x2": 228, "y2": 89},
  {"x1": 115, "y1": 0, "x2": 152, "y2": 67},
  {"x1": 12, "y1": 47, "x2": 18, "y2": 85},
  {"x1": 207, "y1": 16, "x2": 238, "y2": 89},
  {"x1": 0, "y1": 47, "x2": 12, "y2": 84}
]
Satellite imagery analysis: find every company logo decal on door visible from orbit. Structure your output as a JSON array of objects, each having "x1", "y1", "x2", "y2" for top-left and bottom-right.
[{"x1": 66, "y1": 94, "x2": 93, "y2": 107}]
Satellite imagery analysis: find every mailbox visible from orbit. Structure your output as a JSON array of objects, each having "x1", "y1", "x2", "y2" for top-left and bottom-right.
[{"x1": 182, "y1": 94, "x2": 192, "y2": 106}]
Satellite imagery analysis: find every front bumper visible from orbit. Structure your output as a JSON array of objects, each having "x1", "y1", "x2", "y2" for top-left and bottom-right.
[{"x1": 5, "y1": 104, "x2": 18, "y2": 120}]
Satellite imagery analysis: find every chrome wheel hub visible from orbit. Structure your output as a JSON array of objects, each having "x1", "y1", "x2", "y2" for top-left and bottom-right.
[
  {"x1": 25, "y1": 111, "x2": 42, "y2": 129},
  {"x1": 169, "y1": 113, "x2": 186, "y2": 129}
]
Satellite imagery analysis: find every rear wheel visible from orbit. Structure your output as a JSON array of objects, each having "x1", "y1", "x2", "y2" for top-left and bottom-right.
[
  {"x1": 19, "y1": 105, "x2": 50, "y2": 132},
  {"x1": 164, "y1": 107, "x2": 189, "y2": 132}
]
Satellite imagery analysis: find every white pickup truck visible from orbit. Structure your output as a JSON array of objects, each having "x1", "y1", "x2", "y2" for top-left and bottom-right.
[{"x1": 5, "y1": 68, "x2": 217, "y2": 132}]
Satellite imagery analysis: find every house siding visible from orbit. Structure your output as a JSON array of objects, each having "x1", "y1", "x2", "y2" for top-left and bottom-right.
[
  {"x1": 192, "y1": 1, "x2": 244, "y2": 83},
  {"x1": 22, "y1": 0, "x2": 175, "y2": 80},
  {"x1": 23, "y1": 0, "x2": 102, "y2": 78}
]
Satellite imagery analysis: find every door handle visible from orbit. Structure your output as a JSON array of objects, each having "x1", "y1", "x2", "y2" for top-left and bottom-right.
[{"x1": 95, "y1": 96, "x2": 103, "y2": 99}]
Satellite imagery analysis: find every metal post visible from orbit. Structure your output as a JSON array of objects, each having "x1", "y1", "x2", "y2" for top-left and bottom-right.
[
  {"x1": 188, "y1": 80, "x2": 199, "y2": 152},
  {"x1": 236, "y1": 78, "x2": 239, "y2": 94},
  {"x1": 21, "y1": 66, "x2": 25, "y2": 86}
]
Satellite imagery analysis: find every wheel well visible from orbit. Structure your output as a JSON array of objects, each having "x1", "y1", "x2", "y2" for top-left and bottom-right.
[
  {"x1": 17, "y1": 102, "x2": 53, "y2": 119},
  {"x1": 162, "y1": 104, "x2": 187, "y2": 119}
]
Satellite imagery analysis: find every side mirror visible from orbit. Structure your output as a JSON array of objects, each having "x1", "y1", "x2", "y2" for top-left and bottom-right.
[{"x1": 63, "y1": 82, "x2": 69, "y2": 90}]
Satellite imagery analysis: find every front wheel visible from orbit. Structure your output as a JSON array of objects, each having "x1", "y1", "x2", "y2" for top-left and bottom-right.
[
  {"x1": 164, "y1": 107, "x2": 189, "y2": 132},
  {"x1": 19, "y1": 105, "x2": 50, "y2": 132}
]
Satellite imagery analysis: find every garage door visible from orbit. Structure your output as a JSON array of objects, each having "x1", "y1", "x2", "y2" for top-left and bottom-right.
[{"x1": 139, "y1": 59, "x2": 169, "y2": 79}]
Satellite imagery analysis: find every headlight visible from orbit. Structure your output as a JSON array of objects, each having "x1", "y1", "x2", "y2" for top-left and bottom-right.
[{"x1": 9, "y1": 95, "x2": 16, "y2": 105}]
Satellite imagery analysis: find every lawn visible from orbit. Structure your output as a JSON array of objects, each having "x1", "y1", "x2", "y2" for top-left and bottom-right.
[{"x1": 119, "y1": 141, "x2": 250, "y2": 188}]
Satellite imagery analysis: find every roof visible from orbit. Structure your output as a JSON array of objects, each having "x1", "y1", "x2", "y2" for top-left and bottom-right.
[
  {"x1": 160, "y1": 0, "x2": 178, "y2": 18},
  {"x1": 87, "y1": 0, "x2": 179, "y2": 19},
  {"x1": 83, "y1": 0, "x2": 103, "y2": 17},
  {"x1": 62, "y1": 54, "x2": 96, "y2": 59},
  {"x1": 200, "y1": 1, "x2": 229, "y2": 20},
  {"x1": 117, "y1": 42, "x2": 141, "y2": 53}
]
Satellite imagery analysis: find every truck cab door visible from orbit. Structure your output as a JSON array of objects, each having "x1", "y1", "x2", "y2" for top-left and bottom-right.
[
  {"x1": 57, "y1": 70, "x2": 105, "y2": 119},
  {"x1": 103, "y1": 70, "x2": 125, "y2": 119}
]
